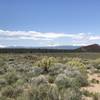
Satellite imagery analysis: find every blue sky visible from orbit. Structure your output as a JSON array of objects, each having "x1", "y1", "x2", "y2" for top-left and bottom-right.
[{"x1": 0, "y1": 0, "x2": 100, "y2": 47}]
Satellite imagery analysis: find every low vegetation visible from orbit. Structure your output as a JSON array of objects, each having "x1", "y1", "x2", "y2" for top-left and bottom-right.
[{"x1": 0, "y1": 53, "x2": 100, "y2": 100}]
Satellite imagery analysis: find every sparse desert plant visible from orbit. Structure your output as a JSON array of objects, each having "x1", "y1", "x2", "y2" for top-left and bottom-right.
[
  {"x1": 92, "y1": 58, "x2": 100, "y2": 70},
  {"x1": 93, "y1": 93, "x2": 100, "y2": 100},
  {"x1": 35, "y1": 57, "x2": 57, "y2": 73},
  {"x1": 55, "y1": 74, "x2": 71, "y2": 89},
  {"x1": 30, "y1": 80, "x2": 49, "y2": 100},
  {"x1": 0, "y1": 57, "x2": 5, "y2": 67},
  {"x1": 91, "y1": 79, "x2": 99, "y2": 84},
  {"x1": 64, "y1": 66, "x2": 88, "y2": 87},
  {"x1": 14, "y1": 79, "x2": 25, "y2": 87},
  {"x1": 16, "y1": 90, "x2": 31, "y2": 100},
  {"x1": 1, "y1": 85, "x2": 23, "y2": 99},
  {"x1": 48, "y1": 75, "x2": 55, "y2": 83},
  {"x1": 0, "y1": 54, "x2": 99, "y2": 100},
  {"x1": 49, "y1": 63, "x2": 66, "y2": 76},
  {"x1": 75, "y1": 73, "x2": 88, "y2": 86},
  {"x1": 0, "y1": 78, "x2": 7, "y2": 86},
  {"x1": 4, "y1": 71, "x2": 18, "y2": 85},
  {"x1": 30, "y1": 66, "x2": 43, "y2": 76},
  {"x1": 1, "y1": 86, "x2": 14, "y2": 98},
  {"x1": 0, "y1": 59, "x2": 6, "y2": 75},
  {"x1": 82, "y1": 89, "x2": 93, "y2": 97},
  {"x1": 60, "y1": 88, "x2": 82, "y2": 100},
  {"x1": 31, "y1": 75, "x2": 48, "y2": 86},
  {"x1": 67, "y1": 60, "x2": 86, "y2": 71},
  {"x1": 48, "y1": 83, "x2": 59, "y2": 100},
  {"x1": 27, "y1": 75, "x2": 59, "y2": 100}
]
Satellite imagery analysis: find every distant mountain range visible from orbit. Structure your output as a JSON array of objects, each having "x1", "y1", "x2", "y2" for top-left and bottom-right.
[
  {"x1": 41, "y1": 45, "x2": 80, "y2": 50},
  {"x1": 75, "y1": 44, "x2": 100, "y2": 52}
]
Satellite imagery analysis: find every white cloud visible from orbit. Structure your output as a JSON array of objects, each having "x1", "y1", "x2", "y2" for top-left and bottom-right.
[
  {"x1": 89, "y1": 36, "x2": 100, "y2": 40},
  {"x1": 0, "y1": 29, "x2": 100, "y2": 46},
  {"x1": 0, "y1": 29, "x2": 92, "y2": 40},
  {"x1": 0, "y1": 44, "x2": 7, "y2": 48},
  {"x1": 72, "y1": 43, "x2": 89, "y2": 46}
]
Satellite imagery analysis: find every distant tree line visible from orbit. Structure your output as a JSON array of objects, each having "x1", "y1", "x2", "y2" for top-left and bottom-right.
[{"x1": 0, "y1": 48, "x2": 74, "y2": 53}]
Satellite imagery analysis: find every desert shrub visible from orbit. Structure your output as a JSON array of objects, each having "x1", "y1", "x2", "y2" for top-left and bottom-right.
[
  {"x1": 55, "y1": 74, "x2": 71, "y2": 89},
  {"x1": 67, "y1": 60, "x2": 86, "y2": 71},
  {"x1": 0, "y1": 61, "x2": 7, "y2": 75},
  {"x1": 64, "y1": 66, "x2": 88, "y2": 87},
  {"x1": 0, "y1": 68, "x2": 6, "y2": 75},
  {"x1": 75, "y1": 73, "x2": 88, "y2": 87},
  {"x1": 93, "y1": 93, "x2": 100, "y2": 100},
  {"x1": 60, "y1": 88, "x2": 82, "y2": 100},
  {"x1": 95, "y1": 64, "x2": 100, "y2": 70},
  {"x1": 68, "y1": 78, "x2": 81, "y2": 88},
  {"x1": 14, "y1": 79, "x2": 25, "y2": 86},
  {"x1": 0, "y1": 58, "x2": 5, "y2": 67},
  {"x1": 1, "y1": 86, "x2": 14, "y2": 98},
  {"x1": 28, "y1": 75, "x2": 60, "y2": 100},
  {"x1": 86, "y1": 63, "x2": 94, "y2": 69},
  {"x1": 35, "y1": 84, "x2": 49, "y2": 100},
  {"x1": 30, "y1": 82, "x2": 50, "y2": 100},
  {"x1": 29, "y1": 66, "x2": 43, "y2": 77},
  {"x1": 16, "y1": 91, "x2": 31, "y2": 100},
  {"x1": 0, "y1": 96, "x2": 14, "y2": 100},
  {"x1": 4, "y1": 71, "x2": 19, "y2": 85},
  {"x1": 12, "y1": 86, "x2": 23, "y2": 98},
  {"x1": 92, "y1": 58, "x2": 100, "y2": 69},
  {"x1": 1, "y1": 85, "x2": 23, "y2": 99},
  {"x1": 35, "y1": 57, "x2": 57, "y2": 73},
  {"x1": 49, "y1": 63, "x2": 66, "y2": 76},
  {"x1": 91, "y1": 79, "x2": 99, "y2": 84},
  {"x1": 31, "y1": 75, "x2": 48, "y2": 86},
  {"x1": 0, "y1": 78, "x2": 8, "y2": 90},
  {"x1": 66, "y1": 60, "x2": 88, "y2": 86},
  {"x1": 47, "y1": 84, "x2": 59, "y2": 100},
  {"x1": 64, "y1": 66, "x2": 81, "y2": 76},
  {"x1": 82, "y1": 89, "x2": 93, "y2": 97},
  {"x1": 48, "y1": 75, "x2": 55, "y2": 83},
  {"x1": 30, "y1": 83, "x2": 59, "y2": 100},
  {"x1": 0, "y1": 78, "x2": 7, "y2": 85}
]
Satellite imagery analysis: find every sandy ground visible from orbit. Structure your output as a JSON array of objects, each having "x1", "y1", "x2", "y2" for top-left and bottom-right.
[
  {"x1": 81, "y1": 71, "x2": 100, "y2": 100},
  {"x1": 84, "y1": 73, "x2": 100, "y2": 93}
]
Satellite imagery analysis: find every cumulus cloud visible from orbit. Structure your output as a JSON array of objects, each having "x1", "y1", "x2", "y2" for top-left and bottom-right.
[
  {"x1": 0, "y1": 29, "x2": 100, "y2": 46},
  {"x1": 0, "y1": 29, "x2": 91, "y2": 40}
]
